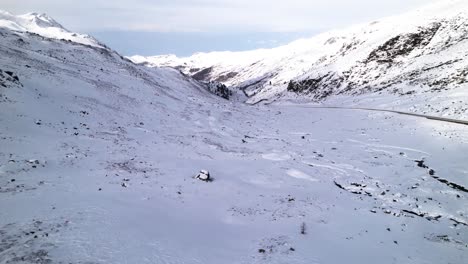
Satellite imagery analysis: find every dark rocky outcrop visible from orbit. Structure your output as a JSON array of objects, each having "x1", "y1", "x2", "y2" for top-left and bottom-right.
[
  {"x1": 206, "y1": 81, "x2": 233, "y2": 100},
  {"x1": 366, "y1": 23, "x2": 441, "y2": 64},
  {"x1": 215, "y1": 72, "x2": 238, "y2": 83},
  {"x1": 192, "y1": 67, "x2": 213, "y2": 81},
  {"x1": 287, "y1": 72, "x2": 345, "y2": 99},
  {"x1": 0, "y1": 69, "x2": 22, "y2": 89}
]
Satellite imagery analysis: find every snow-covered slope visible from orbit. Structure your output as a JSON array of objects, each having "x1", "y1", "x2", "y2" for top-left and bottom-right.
[
  {"x1": 1, "y1": 8, "x2": 468, "y2": 264},
  {"x1": 131, "y1": 0, "x2": 468, "y2": 118},
  {"x1": 0, "y1": 10, "x2": 105, "y2": 48}
]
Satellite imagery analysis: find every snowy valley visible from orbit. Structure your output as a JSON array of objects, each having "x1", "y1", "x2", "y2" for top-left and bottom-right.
[
  {"x1": 1, "y1": 2, "x2": 468, "y2": 264},
  {"x1": 132, "y1": 0, "x2": 468, "y2": 119}
]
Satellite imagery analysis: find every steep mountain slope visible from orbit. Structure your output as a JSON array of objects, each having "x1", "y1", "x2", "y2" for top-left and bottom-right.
[
  {"x1": 131, "y1": 0, "x2": 468, "y2": 118},
  {"x1": 1, "y1": 10, "x2": 468, "y2": 264}
]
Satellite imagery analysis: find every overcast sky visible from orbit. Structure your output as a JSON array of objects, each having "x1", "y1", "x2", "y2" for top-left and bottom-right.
[{"x1": 3, "y1": 0, "x2": 432, "y2": 55}]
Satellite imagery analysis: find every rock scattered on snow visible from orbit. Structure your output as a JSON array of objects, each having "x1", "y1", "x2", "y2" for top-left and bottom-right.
[
  {"x1": 415, "y1": 159, "x2": 428, "y2": 168},
  {"x1": 195, "y1": 170, "x2": 211, "y2": 182}
]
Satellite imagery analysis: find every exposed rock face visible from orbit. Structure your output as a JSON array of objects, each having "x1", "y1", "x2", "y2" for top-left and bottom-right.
[
  {"x1": 192, "y1": 67, "x2": 213, "y2": 81},
  {"x1": 286, "y1": 73, "x2": 345, "y2": 99},
  {"x1": 366, "y1": 23, "x2": 441, "y2": 64},
  {"x1": 214, "y1": 72, "x2": 238, "y2": 83}
]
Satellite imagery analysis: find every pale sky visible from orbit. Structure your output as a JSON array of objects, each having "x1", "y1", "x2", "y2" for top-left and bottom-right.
[{"x1": 2, "y1": 0, "x2": 433, "y2": 55}]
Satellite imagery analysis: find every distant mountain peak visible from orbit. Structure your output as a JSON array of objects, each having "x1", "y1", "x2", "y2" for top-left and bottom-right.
[
  {"x1": 0, "y1": 10, "x2": 105, "y2": 48},
  {"x1": 19, "y1": 12, "x2": 65, "y2": 29}
]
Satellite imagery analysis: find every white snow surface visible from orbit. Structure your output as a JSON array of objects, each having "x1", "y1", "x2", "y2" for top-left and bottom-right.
[
  {"x1": 1, "y1": 4, "x2": 468, "y2": 264},
  {"x1": 130, "y1": 0, "x2": 468, "y2": 119}
]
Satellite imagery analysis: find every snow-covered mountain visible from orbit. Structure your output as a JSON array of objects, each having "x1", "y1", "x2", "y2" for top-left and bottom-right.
[
  {"x1": 0, "y1": 10, "x2": 105, "y2": 48},
  {"x1": 1, "y1": 7, "x2": 468, "y2": 264},
  {"x1": 131, "y1": 0, "x2": 468, "y2": 117}
]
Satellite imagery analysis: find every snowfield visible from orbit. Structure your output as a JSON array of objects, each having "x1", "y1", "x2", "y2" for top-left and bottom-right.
[{"x1": 1, "y1": 5, "x2": 468, "y2": 264}]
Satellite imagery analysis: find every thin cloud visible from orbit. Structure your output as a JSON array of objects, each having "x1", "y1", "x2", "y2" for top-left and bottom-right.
[{"x1": 3, "y1": 0, "x2": 431, "y2": 33}]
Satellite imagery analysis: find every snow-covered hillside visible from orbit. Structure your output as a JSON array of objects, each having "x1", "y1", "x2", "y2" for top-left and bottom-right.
[
  {"x1": 1, "y1": 8, "x2": 468, "y2": 264},
  {"x1": 131, "y1": 0, "x2": 468, "y2": 118}
]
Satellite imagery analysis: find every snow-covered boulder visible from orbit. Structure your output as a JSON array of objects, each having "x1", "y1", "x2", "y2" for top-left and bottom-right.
[{"x1": 195, "y1": 170, "x2": 211, "y2": 182}]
